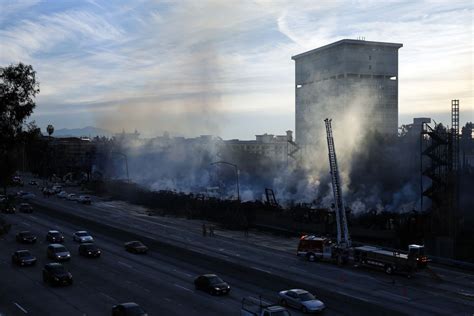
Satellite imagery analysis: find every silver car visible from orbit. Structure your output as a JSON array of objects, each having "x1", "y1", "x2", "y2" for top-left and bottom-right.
[
  {"x1": 279, "y1": 289, "x2": 325, "y2": 313},
  {"x1": 73, "y1": 231, "x2": 94, "y2": 243}
]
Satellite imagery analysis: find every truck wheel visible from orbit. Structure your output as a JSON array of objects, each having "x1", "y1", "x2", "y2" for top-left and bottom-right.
[
  {"x1": 280, "y1": 299, "x2": 287, "y2": 306},
  {"x1": 307, "y1": 253, "x2": 316, "y2": 262},
  {"x1": 385, "y1": 265, "x2": 393, "y2": 275},
  {"x1": 302, "y1": 306, "x2": 308, "y2": 313}
]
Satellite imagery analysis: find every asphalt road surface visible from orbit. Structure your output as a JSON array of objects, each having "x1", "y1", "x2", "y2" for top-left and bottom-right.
[
  {"x1": 0, "y1": 210, "x2": 336, "y2": 316},
  {"x1": 2, "y1": 181, "x2": 474, "y2": 315}
]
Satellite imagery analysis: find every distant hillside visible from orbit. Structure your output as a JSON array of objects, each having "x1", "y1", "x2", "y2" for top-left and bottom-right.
[{"x1": 49, "y1": 126, "x2": 114, "y2": 138}]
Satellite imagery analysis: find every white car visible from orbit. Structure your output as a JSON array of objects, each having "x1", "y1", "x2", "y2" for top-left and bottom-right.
[
  {"x1": 73, "y1": 231, "x2": 94, "y2": 243},
  {"x1": 77, "y1": 195, "x2": 91, "y2": 204},
  {"x1": 67, "y1": 193, "x2": 78, "y2": 201},
  {"x1": 57, "y1": 191, "x2": 68, "y2": 199},
  {"x1": 278, "y1": 289, "x2": 325, "y2": 313}
]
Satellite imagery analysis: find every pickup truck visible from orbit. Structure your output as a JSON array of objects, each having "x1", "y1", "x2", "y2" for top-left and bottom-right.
[{"x1": 241, "y1": 297, "x2": 291, "y2": 316}]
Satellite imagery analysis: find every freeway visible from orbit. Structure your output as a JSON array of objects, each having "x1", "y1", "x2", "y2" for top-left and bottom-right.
[
  {"x1": 0, "y1": 203, "x2": 337, "y2": 316},
  {"x1": 4, "y1": 181, "x2": 474, "y2": 315}
]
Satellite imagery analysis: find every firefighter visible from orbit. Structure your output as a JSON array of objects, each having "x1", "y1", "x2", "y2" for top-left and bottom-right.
[{"x1": 202, "y1": 223, "x2": 207, "y2": 237}]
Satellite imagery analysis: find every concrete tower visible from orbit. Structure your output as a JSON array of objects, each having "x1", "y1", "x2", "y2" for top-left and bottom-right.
[{"x1": 292, "y1": 39, "x2": 403, "y2": 146}]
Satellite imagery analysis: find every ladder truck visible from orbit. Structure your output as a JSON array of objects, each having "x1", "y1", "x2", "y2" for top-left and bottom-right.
[{"x1": 324, "y1": 118, "x2": 351, "y2": 263}]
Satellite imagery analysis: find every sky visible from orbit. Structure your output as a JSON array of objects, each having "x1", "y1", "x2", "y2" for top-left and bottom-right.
[{"x1": 0, "y1": 0, "x2": 472, "y2": 139}]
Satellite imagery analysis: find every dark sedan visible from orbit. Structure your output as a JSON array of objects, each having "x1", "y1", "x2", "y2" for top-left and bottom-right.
[
  {"x1": 19, "y1": 203, "x2": 33, "y2": 213},
  {"x1": 1, "y1": 205, "x2": 15, "y2": 214},
  {"x1": 78, "y1": 243, "x2": 101, "y2": 258},
  {"x1": 43, "y1": 263, "x2": 73, "y2": 286},
  {"x1": 46, "y1": 230, "x2": 65, "y2": 243},
  {"x1": 124, "y1": 241, "x2": 148, "y2": 254},
  {"x1": 194, "y1": 274, "x2": 231, "y2": 295},
  {"x1": 112, "y1": 302, "x2": 148, "y2": 316},
  {"x1": 16, "y1": 231, "x2": 37, "y2": 244},
  {"x1": 12, "y1": 250, "x2": 37, "y2": 266}
]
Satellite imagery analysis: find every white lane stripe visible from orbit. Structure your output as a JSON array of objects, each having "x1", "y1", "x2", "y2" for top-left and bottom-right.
[
  {"x1": 251, "y1": 266, "x2": 272, "y2": 274},
  {"x1": 14, "y1": 302, "x2": 28, "y2": 314},
  {"x1": 174, "y1": 284, "x2": 193, "y2": 292},
  {"x1": 29, "y1": 215, "x2": 38, "y2": 220},
  {"x1": 117, "y1": 261, "x2": 133, "y2": 269},
  {"x1": 99, "y1": 292, "x2": 115, "y2": 301},
  {"x1": 22, "y1": 222, "x2": 31, "y2": 227}
]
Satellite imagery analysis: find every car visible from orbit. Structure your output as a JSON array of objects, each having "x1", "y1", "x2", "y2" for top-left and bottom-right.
[
  {"x1": 51, "y1": 185, "x2": 63, "y2": 194},
  {"x1": 16, "y1": 231, "x2": 37, "y2": 244},
  {"x1": 57, "y1": 191, "x2": 68, "y2": 199},
  {"x1": 29, "y1": 180, "x2": 38, "y2": 185},
  {"x1": 19, "y1": 203, "x2": 33, "y2": 213},
  {"x1": 1, "y1": 205, "x2": 16, "y2": 214},
  {"x1": 112, "y1": 302, "x2": 148, "y2": 316},
  {"x1": 78, "y1": 243, "x2": 101, "y2": 258},
  {"x1": 124, "y1": 241, "x2": 148, "y2": 254},
  {"x1": 278, "y1": 289, "x2": 325, "y2": 314},
  {"x1": 77, "y1": 195, "x2": 92, "y2": 204},
  {"x1": 73, "y1": 231, "x2": 94, "y2": 243},
  {"x1": 12, "y1": 250, "x2": 37, "y2": 266},
  {"x1": 43, "y1": 263, "x2": 73, "y2": 286},
  {"x1": 47, "y1": 244, "x2": 71, "y2": 261},
  {"x1": 194, "y1": 274, "x2": 231, "y2": 295},
  {"x1": 67, "y1": 193, "x2": 78, "y2": 201},
  {"x1": 46, "y1": 230, "x2": 65, "y2": 243}
]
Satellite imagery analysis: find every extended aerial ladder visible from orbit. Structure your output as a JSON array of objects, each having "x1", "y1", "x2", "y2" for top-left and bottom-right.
[{"x1": 324, "y1": 118, "x2": 351, "y2": 248}]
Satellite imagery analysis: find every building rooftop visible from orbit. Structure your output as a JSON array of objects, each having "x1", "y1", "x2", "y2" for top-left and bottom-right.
[{"x1": 291, "y1": 39, "x2": 403, "y2": 60}]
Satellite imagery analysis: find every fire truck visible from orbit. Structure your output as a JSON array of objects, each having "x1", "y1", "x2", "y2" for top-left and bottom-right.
[
  {"x1": 353, "y1": 244, "x2": 428, "y2": 276},
  {"x1": 295, "y1": 119, "x2": 429, "y2": 276}
]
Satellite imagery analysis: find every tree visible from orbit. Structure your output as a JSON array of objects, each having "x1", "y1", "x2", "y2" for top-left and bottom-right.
[
  {"x1": 0, "y1": 63, "x2": 40, "y2": 194},
  {"x1": 47, "y1": 124, "x2": 54, "y2": 137}
]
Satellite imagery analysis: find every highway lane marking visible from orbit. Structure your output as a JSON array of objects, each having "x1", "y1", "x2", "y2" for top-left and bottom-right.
[
  {"x1": 251, "y1": 266, "x2": 272, "y2": 274},
  {"x1": 21, "y1": 222, "x2": 31, "y2": 227},
  {"x1": 173, "y1": 269, "x2": 192, "y2": 277},
  {"x1": 13, "y1": 302, "x2": 28, "y2": 314},
  {"x1": 118, "y1": 261, "x2": 133, "y2": 269},
  {"x1": 335, "y1": 291, "x2": 372, "y2": 303},
  {"x1": 99, "y1": 292, "x2": 115, "y2": 301},
  {"x1": 376, "y1": 290, "x2": 410, "y2": 301},
  {"x1": 29, "y1": 215, "x2": 38, "y2": 220},
  {"x1": 174, "y1": 284, "x2": 193, "y2": 292}
]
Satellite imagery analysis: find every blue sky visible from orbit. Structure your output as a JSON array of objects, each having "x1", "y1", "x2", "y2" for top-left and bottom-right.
[{"x1": 0, "y1": 0, "x2": 472, "y2": 138}]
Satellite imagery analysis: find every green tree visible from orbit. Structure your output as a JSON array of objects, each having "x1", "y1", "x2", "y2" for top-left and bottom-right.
[{"x1": 0, "y1": 63, "x2": 40, "y2": 194}]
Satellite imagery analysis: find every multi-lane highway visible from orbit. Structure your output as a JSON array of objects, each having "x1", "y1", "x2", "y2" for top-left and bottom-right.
[
  {"x1": 2, "y1": 181, "x2": 474, "y2": 315},
  {"x1": 0, "y1": 201, "x2": 333, "y2": 316}
]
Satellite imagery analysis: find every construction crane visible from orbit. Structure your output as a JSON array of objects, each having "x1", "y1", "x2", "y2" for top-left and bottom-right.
[{"x1": 324, "y1": 118, "x2": 351, "y2": 248}]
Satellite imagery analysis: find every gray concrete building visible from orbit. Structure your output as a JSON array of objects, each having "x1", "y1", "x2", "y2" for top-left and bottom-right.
[{"x1": 292, "y1": 39, "x2": 403, "y2": 145}]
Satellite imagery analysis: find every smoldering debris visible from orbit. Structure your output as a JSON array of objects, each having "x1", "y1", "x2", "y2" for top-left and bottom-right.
[{"x1": 101, "y1": 124, "x2": 423, "y2": 214}]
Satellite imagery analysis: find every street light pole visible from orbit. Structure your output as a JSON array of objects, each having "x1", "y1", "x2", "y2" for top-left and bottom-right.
[{"x1": 210, "y1": 161, "x2": 240, "y2": 202}]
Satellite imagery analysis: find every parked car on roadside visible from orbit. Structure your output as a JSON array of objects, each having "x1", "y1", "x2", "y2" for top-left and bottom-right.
[
  {"x1": 112, "y1": 302, "x2": 147, "y2": 316},
  {"x1": 46, "y1": 230, "x2": 65, "y2": 243},
  {"x1": 16, "y1": 231, "x2": 37, "y2": 244},
  {"x1": 78, "y1": 243, "x2": 101, "y2": 258},
  {"x1": 194, "y1": 274, "x2": 231, "y2": 295},
  {"x1": 57, "y1": 191, "x2": 68, "y2": 199},
  {"x1": 278, "y1": 289, "x2": 325, "y2": 314},
  {"x1": 73, "y1": 231, "x2": 94, "y2": 243},
  {"x1": 19, "y1": 203, "x2": 33, "y2": 213},
  {"x1": 77, "y1": 195, "x2": 92, "y2": 204},
  {"x1": 124, "y1": 241, "x2": 148, "y2": 254},
  {"x1": 12, "y1": 250, "x2": 37, "y2": 266},
  {"x1": 43, "y1": 263, "x2": 73, "y2": 286},
  {"x1": 51, "y1": 185, "x2": 63, "y2": 194},
  {"x1": 47, "y1": 244, "x2": 71, "y2": 261},
  {"x1": 29, "y1": 180, "x2": 38, "y2": 185}
]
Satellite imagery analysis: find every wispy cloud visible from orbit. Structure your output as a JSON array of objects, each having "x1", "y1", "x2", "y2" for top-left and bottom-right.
[{"x1": 0, "y1": 0, "x2": 472, "y2": 138}]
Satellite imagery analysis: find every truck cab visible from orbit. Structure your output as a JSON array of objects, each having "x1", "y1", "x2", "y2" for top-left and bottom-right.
[
  {"x1": 297, "y1": 235, "x2": 333, "y2": 262},
  {"x1": 241, "y1": 297, "x2": 291, "y2": 316},
  {"x1": 408, "y1": 244, "x2": 428, "y2": 268}
]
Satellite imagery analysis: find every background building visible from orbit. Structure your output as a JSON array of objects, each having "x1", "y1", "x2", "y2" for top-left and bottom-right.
[{"x1": 292, "y1": 39, "x2": 403, "y2": 146}]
